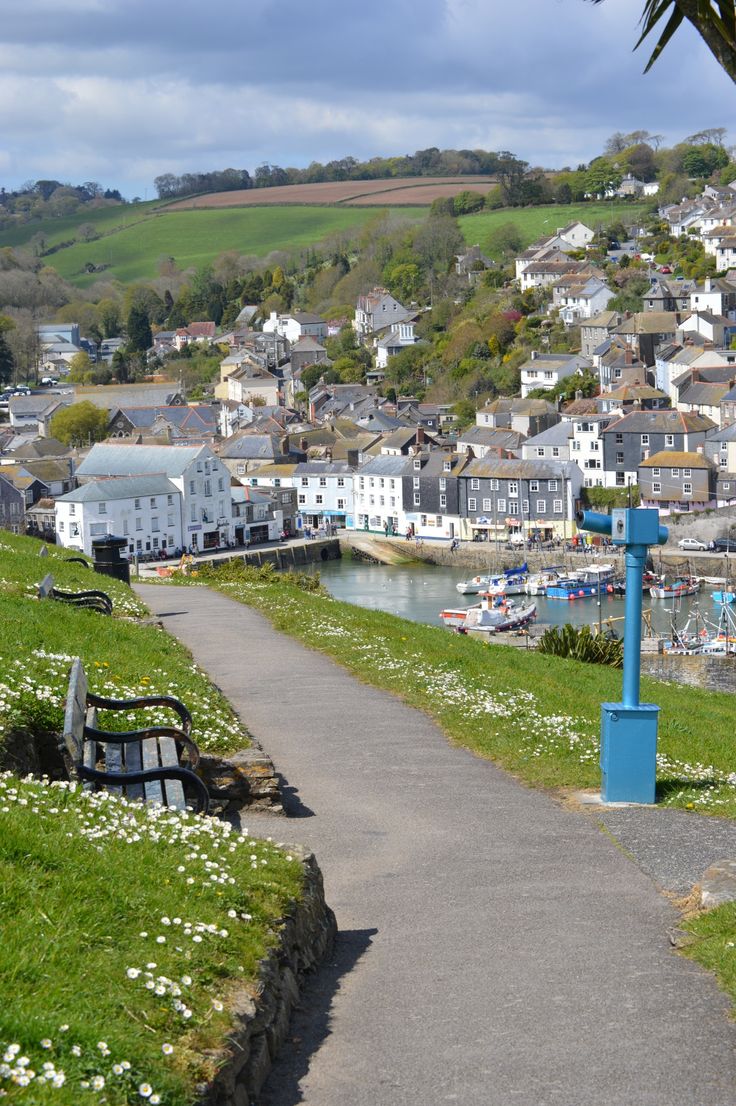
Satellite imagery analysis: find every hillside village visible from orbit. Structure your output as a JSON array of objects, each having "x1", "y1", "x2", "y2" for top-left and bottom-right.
[{"x1": 3, "y1": 178, "x2": 736, "y2": 556}]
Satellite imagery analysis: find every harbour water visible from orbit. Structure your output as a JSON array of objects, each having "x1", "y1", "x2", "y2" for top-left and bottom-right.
[{"x1": 314, "y1": 557, "x2": 736, "y2": 694}]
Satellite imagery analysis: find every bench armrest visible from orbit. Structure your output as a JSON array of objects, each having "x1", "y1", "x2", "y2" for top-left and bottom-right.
[
  {"x1": 84, "y1": 723, "x2": 201, "y2": 768},
  {"x1": 86, "y1": 691, "x2": 192, "y2": 735},
  {"x1": 76, "y1": 763, "x2": 209, "y2": 815}
]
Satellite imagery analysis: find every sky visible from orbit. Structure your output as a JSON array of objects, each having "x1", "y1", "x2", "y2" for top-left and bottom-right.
[{"x1": 0, "y1": 0, "x2": 734, "y2": 198}]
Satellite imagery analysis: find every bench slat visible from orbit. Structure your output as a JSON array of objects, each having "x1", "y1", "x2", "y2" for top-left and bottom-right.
[
  {"x1": 123, "y1": 739, "x2": 145, "y2": 803},
  {"x1": 158, "y1": 736, "x2": 186, "y2": 810},
  {"x1": 141, "y1": 737, "x2": 165, "y2": 806}
]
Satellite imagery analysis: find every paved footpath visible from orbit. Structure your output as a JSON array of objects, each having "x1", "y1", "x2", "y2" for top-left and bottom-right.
[{"x1": 137, "y1": 585, "x2": 736, "y2": 1106}]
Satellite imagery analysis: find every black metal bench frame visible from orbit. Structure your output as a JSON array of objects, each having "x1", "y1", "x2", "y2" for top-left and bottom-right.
[
  {"x1": 38, "y1": 572, "x2": 113, "y2": 616},
  {"x1": 61, "y1": 657, "x2": 209, "y2": 814}
]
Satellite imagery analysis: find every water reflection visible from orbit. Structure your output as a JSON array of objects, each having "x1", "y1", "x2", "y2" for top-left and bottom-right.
[{"x1": 315, "y1": 558, "x2": 736, "y2": 694}]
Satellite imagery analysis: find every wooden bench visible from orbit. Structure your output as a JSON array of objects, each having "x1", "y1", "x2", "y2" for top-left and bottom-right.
[
  {"x1": 38, "y1": 572, "x2": 113, "y2": 616},
  {"x1": 61, "y1": 658, "x2": 210, "y2": 814}
]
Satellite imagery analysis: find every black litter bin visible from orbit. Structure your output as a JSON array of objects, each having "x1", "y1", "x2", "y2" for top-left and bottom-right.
[{"x1": 92, "y1": 536, "x2": 130, "y2": 586}]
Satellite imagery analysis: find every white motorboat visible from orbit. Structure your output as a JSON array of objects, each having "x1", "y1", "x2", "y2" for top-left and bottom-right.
[{"x1": 456, "y1": 562, "x2": 527, "y2": 595}]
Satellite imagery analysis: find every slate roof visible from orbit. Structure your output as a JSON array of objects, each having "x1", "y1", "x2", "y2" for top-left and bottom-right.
[
  {"x1": 600, "y1": 410, "x2": 714, "y2": 435},
  {"x1": 463, "y1": 457, "x2": 578, "y2": 480},
  {"x1": 110, "y1": 405, "x2": 218, "y2": 432},
  {"x1": 218, "y1": 434, "x2": 284, "y2": 460},
  {"x1": 56, "y1": 475, "x2": 179, "y2": 502},
  {"x1": 639, "y1": 451, "x2": 714, "y2": 469},
  {"x1": 678, "y1": 381, "x2": 732, "y2": 405},
  {"x1": 521, "y1": 423, "x2": 573, "y2": 447},
  {"x1": 77, "y1": 443, "x2": 209, "y2": 478}
]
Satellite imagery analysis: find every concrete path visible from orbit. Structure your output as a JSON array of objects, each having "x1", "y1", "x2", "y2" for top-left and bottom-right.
[{"x1": 137, "y1": 585, "x2": 736, "y2": 1106}]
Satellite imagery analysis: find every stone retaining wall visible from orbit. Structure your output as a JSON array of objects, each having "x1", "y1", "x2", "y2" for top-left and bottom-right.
[{"x1": 196, "y1": 846, "x2": 337, "y2": 1106}]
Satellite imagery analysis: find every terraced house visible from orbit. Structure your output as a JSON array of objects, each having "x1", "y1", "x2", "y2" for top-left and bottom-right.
[
  {"x1": 457, "y1": 457, "x2": 582, "y2": 544},
  {"x1": 600, "y1": 409, "x2": 714, "y2": 489}
]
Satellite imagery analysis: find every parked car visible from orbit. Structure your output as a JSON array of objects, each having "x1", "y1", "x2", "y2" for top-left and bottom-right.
[
  {"x1": 659, "y1": 265, "x2": 673, "y2": 274},
  {"x1": 709, "y1": 538, "x2": 736, "y2": 553},
  {"x1": 677, "y1": 537, "x2": 707, "y2": 551}
]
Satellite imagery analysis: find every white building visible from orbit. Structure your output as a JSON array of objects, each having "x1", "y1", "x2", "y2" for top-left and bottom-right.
[
  {"x1": 554, "y1": 277, "x2": 614, "y2": 325},
  {"x1": 55, "y1": 475, "x2": 183, "y2": 558},
  {"x1": 561, "y1": 413, "x2": 616, "y2": 488},
  {"x1": 374, "y1": 322, "x2": 418, "y2": 368},
  {"x1": 75, "y1": 443, "x2": 234, "y2": 552},
  {"x1": 292, "y1": 459, "x2": 355, "y2": 530},
  {"x1": 519, "y1": 352, "x2": 591, "y2": 398},
  {"x1": 352, "y1": 455, "x2": 407, "y2": 535},
  {"x1": 263, "y1": 311, "x2": 328, "y2": 345}
]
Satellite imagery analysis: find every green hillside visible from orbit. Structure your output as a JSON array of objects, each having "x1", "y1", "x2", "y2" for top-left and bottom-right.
[
  {"x1": 0, "y1": 195, "x2": 652, "y2": 291},
  {"x1": 458, "y1": 200, "x2": 652, "y2": 255},
  {"x1": 1, "y1": 205, "x2": 423, "y2": 288}
]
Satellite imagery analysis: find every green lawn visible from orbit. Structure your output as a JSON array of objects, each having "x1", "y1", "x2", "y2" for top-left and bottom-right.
[{"x1": 458, "y1": 200, "x2": 652, "y2": 256}]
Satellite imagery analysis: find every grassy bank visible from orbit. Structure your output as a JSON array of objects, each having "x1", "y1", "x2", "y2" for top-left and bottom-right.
[
  {"x1": 0, "y1": 776, "x2": 301, "y2": 1104},
  {"x1": 0, "y1": 534, "x2": 309, "y2": 1102},
  {"x1": 0, "y1": 532, "x2": 251, "y2": 761}
]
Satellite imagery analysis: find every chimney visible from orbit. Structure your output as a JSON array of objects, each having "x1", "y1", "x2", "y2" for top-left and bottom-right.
[
  {"x1": 705, "y1": 277, "x2": 712, "y2": 293},
  {"x1": 531, "y1": 350, "x2": 538, "y2": 360},
  {"x1": 624, "y1": 348, "x2": 633, "y2": 365},
  {"x1": 575, "y1": 389, "x2": 583, "y2": 401},
  {"x1": 325, "y1": 449, "x2": 333, "y2": 463},
  {"x1": 300, "y1": 437, "x2": 308, "y2": 451},
  {"x1": 416, "y1": 427, "x2": 425, "y2": 445}
]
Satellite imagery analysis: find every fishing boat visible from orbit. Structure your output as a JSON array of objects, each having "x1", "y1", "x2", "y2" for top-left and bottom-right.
[
  {"x1": 525, "y1": 566, "x2": 565, "y2": 595},
  {"x1": 663, "y1": 600, "x2": 736, "y2": 656},
  {"x1": 573, "y1": 563, "x2": 615, "y2": 584},
  {"x1": 439, "y1": 595, "x2": 517, "y2": 630},
  {"x1": 455, "y1": 562, "x2": 527, "y2": 595},
  {"x1": 545, "y1": 578, "x2": 603, "y2": 600},
  {"x1": 461, "y1": 597, "x2": 537, "y2": 635},
  {"x1": 649, "y1": 576, "x2": 700, "y2": 599}
]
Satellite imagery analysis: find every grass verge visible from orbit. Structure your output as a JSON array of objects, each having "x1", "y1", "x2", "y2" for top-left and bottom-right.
[
  {"x1": 0, "y1": 533, "x2": 306, "y2": 1102},
  {"x1": 0, "y1": 775, "x2": 302, "y2": 1103},
  {"x1": 0, "y1": 532, "x2": 251, "y2": 761}
]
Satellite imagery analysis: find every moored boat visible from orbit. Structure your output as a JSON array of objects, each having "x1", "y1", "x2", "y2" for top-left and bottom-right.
[
  {"x1": 456, "y1": 562, "x2": 527, "y2": 595},
  {"x1": 649, "y1": 576, "x2": 700, "y2": 599},
  {"x1": 545, "y1": 578, "x2": 601, "y2": 600},
  {"x1": 462, "y1": 598, "x2": 537, "y2": 635},
  {"x1": 525, "y1": 567, "x2": 564, "y2": 595},
  {"x1": 439, "y1": 595, "x2": 517, "y2": 630}
]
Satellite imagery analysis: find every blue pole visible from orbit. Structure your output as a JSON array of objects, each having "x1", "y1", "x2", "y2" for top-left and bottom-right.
[{"x1": 622, "y1": 544, "x2": 646, "y2": 708}]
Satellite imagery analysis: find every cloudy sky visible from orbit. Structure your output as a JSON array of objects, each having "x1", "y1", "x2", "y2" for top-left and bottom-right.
[{"x1": 1, "y1": 0, "x2": 733, "y2": 197}]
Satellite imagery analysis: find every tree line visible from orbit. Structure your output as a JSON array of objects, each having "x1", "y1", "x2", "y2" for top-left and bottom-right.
[{"x1": 153, "y1": 148, "x2": 516, "y2": 199}]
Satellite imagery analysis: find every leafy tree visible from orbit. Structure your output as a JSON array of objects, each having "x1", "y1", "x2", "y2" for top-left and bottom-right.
[
  {"x1": 126, "y1": 304, "x2": 152, "y2": 353},
  {"x1": 68, "y1": 351, "x2": 94, "y2": 384},
  {"x1": 50, "y1": 401, "x2": 109, "y2": 446},
  {"x1": 589, "y1": 0, "x2": 736, "y2": 84},
  {"x1": 585, "y1": 157, "x2": 623, "y2": 197}
]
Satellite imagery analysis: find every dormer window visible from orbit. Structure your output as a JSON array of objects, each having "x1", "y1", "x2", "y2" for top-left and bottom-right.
[
  {"x1": 443, "y1": 460, "x2": 451, "y2": 472},
  {"x1": 413, "y1": 458, "x2": 421, "y2": 470}
]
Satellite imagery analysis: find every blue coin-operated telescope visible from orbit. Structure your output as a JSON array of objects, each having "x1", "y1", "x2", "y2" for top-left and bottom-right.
[{"x1": 576, "y1": 508, "x2": 668, "y2": 803}]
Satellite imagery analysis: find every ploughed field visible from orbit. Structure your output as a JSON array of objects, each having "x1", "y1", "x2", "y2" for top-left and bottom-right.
[{"x1": 166, "y1": 175, "x2": 498, "y2": 208}]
